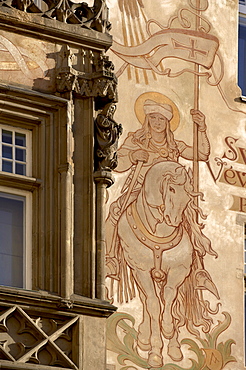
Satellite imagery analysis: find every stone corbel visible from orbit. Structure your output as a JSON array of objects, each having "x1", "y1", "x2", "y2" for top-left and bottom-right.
[
  {"x1": 56, "y1": 45, "x2": 118, "y2": 105},
  {"x1": 56, "y1": 46, "x2": 121, "y2": 174}
]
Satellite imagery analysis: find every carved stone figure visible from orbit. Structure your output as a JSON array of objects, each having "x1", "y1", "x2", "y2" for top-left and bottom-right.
[{"x1": 95, "y1": 103, "x2": 122, "y2": 171}]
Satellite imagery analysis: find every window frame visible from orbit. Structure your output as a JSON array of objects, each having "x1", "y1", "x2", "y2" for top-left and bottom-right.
[
  {"x1": 0, "y1": 85, "x2": 72, "y2": 298},
  {"x1": 0, "y1": 121, "x2": 34, "y2": 291}
]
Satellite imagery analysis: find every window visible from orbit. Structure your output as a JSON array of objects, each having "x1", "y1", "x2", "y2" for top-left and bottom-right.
[
  {"x1": 0, "y1": 124, "x2": 31, "y2": 177},
  {"x1": 240, "y1": 0, "x2": 246, "y2": 9},
  {"x1": 239, "y1": 2, "x2": 246, "y2": 98},
  {"x1": 0, "y1": 124, "x2": 32, "y2": 290},
  {"x1": 0, "y1": 90, "x2": 71, "y2": 296},
  {"x1": 0, "y1": 188, "x2": 32, "y2": 289}
]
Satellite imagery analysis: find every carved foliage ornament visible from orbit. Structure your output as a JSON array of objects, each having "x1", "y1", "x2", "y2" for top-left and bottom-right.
[
  {"x1": 0, "y1": 0, "x2": 111, "y2": 33},
  {"x1": 56, "y1": 45, "x2": 118, "y2": 105}
]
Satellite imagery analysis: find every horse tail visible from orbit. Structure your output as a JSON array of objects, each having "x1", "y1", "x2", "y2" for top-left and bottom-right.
[{"x1": 172, "y1": 253, "x2": 220, "y2": 337}]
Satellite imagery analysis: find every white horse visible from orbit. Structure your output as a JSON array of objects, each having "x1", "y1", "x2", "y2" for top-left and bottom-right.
[{"x1": 117, "y1": 161, "x2": 219, "y2": 368}]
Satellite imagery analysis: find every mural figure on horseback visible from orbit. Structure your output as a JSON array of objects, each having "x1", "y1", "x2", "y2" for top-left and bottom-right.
[{"x1": 105, "y1": 93, "x2": 219, "y2": 368}]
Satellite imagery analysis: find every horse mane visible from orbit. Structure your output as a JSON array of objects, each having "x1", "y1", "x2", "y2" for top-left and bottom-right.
[
  {"x1": 162, "y1": 166, "x2": 218, "y2": 258},
  {"x1": 183, "y1": 183, "x2": 218, "y2": 259},
  {"x1": 163, "y1": 166, "x2": 220, "y2": 336}
]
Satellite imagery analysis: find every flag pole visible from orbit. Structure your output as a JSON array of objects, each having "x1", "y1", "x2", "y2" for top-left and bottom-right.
[
  {"x1": 193, "y1": 0, "x2": 207, "y2": 302},
  {"x1": 193, "y1": 0, "x2": 201, "y2": 210}
]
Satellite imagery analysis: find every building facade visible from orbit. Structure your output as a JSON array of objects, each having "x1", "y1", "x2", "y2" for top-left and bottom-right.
[{"x1": 0, "y1": 0, "x2": 246, "y2": 370}]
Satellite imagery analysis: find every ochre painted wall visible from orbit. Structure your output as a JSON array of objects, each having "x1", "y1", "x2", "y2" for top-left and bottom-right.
[{"x1": 106, "y1": 1, "x2": 245, "y2": 369}]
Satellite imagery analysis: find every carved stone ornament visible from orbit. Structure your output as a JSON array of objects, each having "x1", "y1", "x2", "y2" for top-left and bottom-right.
[
  {"x1": 0, "y1": 0, "x2": 111, "y2": 32},
  {"x1": 94, "y1": 103, "x2": 122, "y2": 172},
  {"x1": 0, "y1": 304, "x2": 80, "y2": 369},
  {"x1": 56, "y1": 45, "x2": 118, "y2": 106}
]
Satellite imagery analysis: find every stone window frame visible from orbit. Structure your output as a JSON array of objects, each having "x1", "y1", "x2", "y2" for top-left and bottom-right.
[
  {"x1": 0, "y1": 85, "x2": 73, "y2": 298},
  {"x1": 0, "y1": 84, "x2": 115, "y2": 320}
]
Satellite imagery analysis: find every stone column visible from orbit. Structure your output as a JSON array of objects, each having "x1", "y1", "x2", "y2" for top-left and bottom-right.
[
  {"x1": 94, "y1": 171, "x2": 114, "y2": 299},
  {"x1": 56, "y1": 46, "x2": 120, "y2": 301}
]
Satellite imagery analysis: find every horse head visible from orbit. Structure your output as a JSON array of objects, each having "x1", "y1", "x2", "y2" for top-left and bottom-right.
[{"x1": 144, "y1": 161, "x2": 191, "y2": 227}]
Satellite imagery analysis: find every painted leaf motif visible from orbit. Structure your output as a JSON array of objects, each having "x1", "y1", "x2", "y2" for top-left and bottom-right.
[{"x1": 202, "y1": 349, "x2": 223, "y2": 370}]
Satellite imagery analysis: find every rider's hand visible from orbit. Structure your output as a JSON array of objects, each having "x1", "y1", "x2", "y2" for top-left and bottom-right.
[
  {"x1": 130, "y1": 149, "x2": 149, "y2": 164},
  {"x1": 190, "y1": 109, "x2": 206, "y2": 132}
]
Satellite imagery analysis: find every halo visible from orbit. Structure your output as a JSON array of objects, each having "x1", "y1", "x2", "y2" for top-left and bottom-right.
[{"x1": 134, "y1": 92, "x2": 180, "y2": 131}]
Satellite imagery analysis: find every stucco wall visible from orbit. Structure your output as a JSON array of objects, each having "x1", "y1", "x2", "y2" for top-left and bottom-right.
[{"x1": 106, "y1": 1, "x2": 246, "y2": 369}]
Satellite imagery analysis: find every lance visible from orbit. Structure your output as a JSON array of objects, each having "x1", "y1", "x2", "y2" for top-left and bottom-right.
[
  {"x1": 193, "y1": 0, "x2": 209, "y2": 303},
  {"x1": 193, "y1": 0, "x2": 201, "y2": 210}
]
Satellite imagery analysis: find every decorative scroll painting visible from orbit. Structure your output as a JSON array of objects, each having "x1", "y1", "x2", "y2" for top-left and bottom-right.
[
  {"x1": 0, "y1": 29, "x2": 55, "y2": 91},
  {"x1": 106, "y1": 0, "x2": 243, "y2": 369}
]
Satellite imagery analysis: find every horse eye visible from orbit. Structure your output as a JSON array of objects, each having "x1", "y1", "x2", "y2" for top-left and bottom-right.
[{"x1": 169, "y1": 186, "x2": 175, "y2": 193}]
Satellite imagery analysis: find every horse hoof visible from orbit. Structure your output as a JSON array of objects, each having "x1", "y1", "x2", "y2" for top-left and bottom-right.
[
  {"x1": 137, "y1": 338, "x2": 151, "y2": 351},
  {"x1": 148, "y1": 352, "x2": 163, "y2": 368},
  {"x1": 168, "y1": 345, "x2": 183, "y2": 362}
]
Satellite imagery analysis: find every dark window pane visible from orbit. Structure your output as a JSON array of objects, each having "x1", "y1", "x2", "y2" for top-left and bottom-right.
[
  {"x1": 2, "y1": 145, "x2": 12, "y2": 159},
  {"x1": 239, "y1": 20, "x2": 246, "y2": 96},
  {"x1": 2, "y1": 130, "x2": 12, "y2": 144},
  {"x1": 16, "y1": 163, "x2": 26, "y2": 176},
  {"x1": 2, "y1": 160, "x2": 12, "y2": 173},
  {"x1": 15, "y1": 148, "x2": 26, "y2": 162},
  {"x1": 15, "y1": 133, "x2": 26, "y2": 147},
  {"x1": 0, "y1": 194, "x2": 24, "y2": 288}
]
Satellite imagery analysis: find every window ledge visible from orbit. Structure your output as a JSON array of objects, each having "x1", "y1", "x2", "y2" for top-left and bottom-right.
[
  {"x1": 0, "y1": 287, "x2": 117, "y2": 318},
  {"x1": 0, "y1": 172, "x2": 41, "y2": 190}
]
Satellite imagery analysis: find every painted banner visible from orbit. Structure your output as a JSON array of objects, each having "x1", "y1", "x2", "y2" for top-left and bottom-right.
[{"x1": 112, "y1": 28, "x2": 219, "y2": 70}]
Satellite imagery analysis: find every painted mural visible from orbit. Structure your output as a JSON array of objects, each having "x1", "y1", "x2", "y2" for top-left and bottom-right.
[
  {"x1": 106, "y1": 0, "x2": 244, "y2": 369},
  {"x1": 0, "y1": 29, "x2": 56, "y2": 91}
]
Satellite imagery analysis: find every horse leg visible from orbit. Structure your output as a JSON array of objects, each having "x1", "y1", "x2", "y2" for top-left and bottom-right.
[
  {"x1": 161, "y1": 264, "x2": 191, "y2": 350},
  {"x1": 133, "y1": 270, "x2": 163, "y2": 368},
  {"x1": 137, "y1": 288, "x2": 151, "y2": 351},
  {"x1": 167, "y1": 330, "x2": 183, "y2": 362}
]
